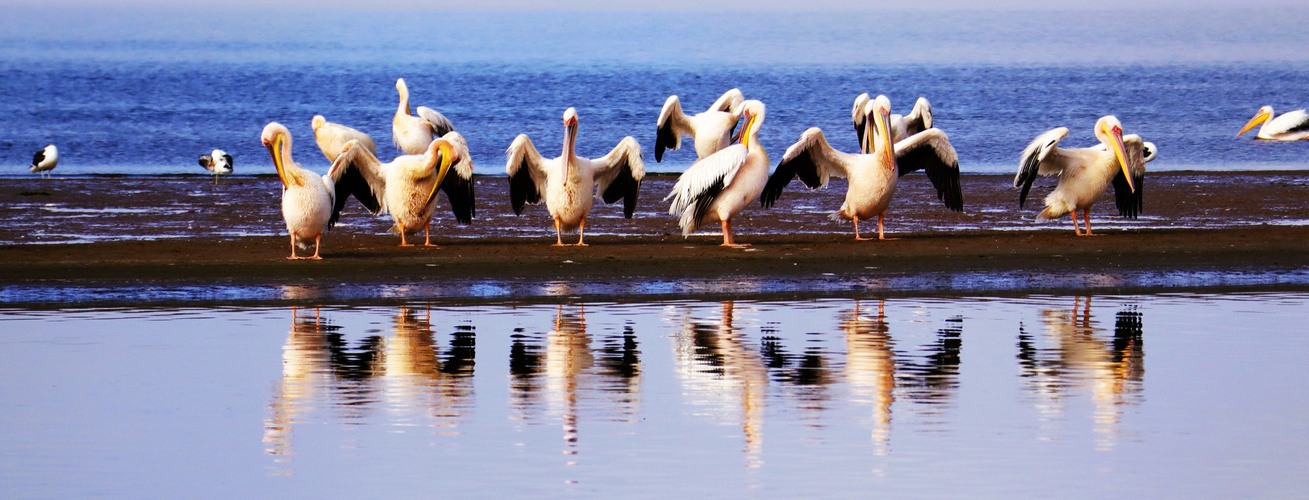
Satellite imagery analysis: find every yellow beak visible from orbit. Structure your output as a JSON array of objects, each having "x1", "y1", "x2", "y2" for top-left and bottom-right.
[
  {"x1": 1107, "y1": 125, "x2": 1134, "y2": 193},
  {"x1": 266, "y1": 134, "x2": 290, "y2": 189},
  {"x1": 1236, "y1": 110, "x2": 1269, "y2": 137},
  {"x1": 424, "y1": 143, "x2": 454, "y2": 208}
]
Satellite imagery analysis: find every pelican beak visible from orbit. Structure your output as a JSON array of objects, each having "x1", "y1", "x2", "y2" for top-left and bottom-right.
[
  {"x1": 1107, "y1": 123, "x2": 1134, "y2": 193},
  {"x1": 739, "y1": 110, "x2": 753, "y2": 148},
  {"x1": 1236, "y1": 110, "x2": 1270, "y2": 137},
  {"x1": 872, "y1": 106, "x2": 894, "y2": 166},
  {"x1": 425, "y1": 143, "x2": 454, "y2": 207},
  {"x1": 562, "y1": 116, "x2": 577, "y2": 187},
  {"x1": 264, "y1": 134, "x2": 289, "y2": 190},
  {"x1": 730, "y1": 119, "x2": 743, "y2": 144}
]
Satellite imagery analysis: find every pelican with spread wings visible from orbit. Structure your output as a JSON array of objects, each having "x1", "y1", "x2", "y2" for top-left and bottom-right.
[
  {"x1": 655, "y1": 88, "x2": 746, "y2": 162},
  {"x1": 666, "y1": 100, "x2": 770, "y2": 247},
  {"x1": 852, "y1": 93, "x2": 933, "y2": 153},
  {"x1": 762, "y1": 95, "x2": 962, "y2": 241},
  {"x1": 1015, "y1": 116, "x2": 1154, "y2": 236},
  {"x1": 507, "y1": 107, "x2": 645, "y2": 246}
]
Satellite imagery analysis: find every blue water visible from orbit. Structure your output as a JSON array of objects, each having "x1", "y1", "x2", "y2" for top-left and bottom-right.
[{"x1": 2, "y1": 6, "x2": 1309, "y2": 176}]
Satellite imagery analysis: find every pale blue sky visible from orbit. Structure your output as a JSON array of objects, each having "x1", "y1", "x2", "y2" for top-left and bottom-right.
[{"x1": 10, "y1": 0, "x2": 1306, "y2": 10}]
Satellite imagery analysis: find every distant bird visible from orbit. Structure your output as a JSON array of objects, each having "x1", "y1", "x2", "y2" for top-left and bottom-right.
[
  {"x1": 507, "y1": 107, "x2": 645, "y2": 246},
  {"x1": 1236, "y1": 106, "x2": 1309, "y2": 141},
  {"x1": 763, "y1": 95, "x2": 962, "y2": 241},
  {"x1": 393, "y1": 78, "x2": 455, "y2": 155},
  {"x1": 330, "y1": 131, "x2": 476, "y2": 247},
  {"x1": 198, "y1": 149, "x2": 233, "y2": 185},
  {"x1": 666, "y1": 100, "x2": 769, "y2": 247},
  {"x1": 311, "y1": 115, "x2": 377, "y2": 161},
  {"x1": 1015, "y1": 116, "x2": 1153, "y2": 236},
  {"x1": 30, "y1": 145, "x2": 57, "y2": 178},
  {"x1": 260, "y1": 122, "x2": 379, "y2": 259},
  {"x1": 852, "y1": 93, "x2": 933, "y2": 153},
  {"x1": 655, "y1": 88, "x2": 746, "y2": 162}
]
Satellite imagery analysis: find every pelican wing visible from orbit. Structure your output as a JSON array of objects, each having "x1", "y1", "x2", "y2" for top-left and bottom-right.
[
  {"x1": 708, "y1": 88, "x2": 744, "y2": 113},
  {"x1": 325, "y1": 140, "x2": 386, "y2": 228},
  {"x1": 316, "y1": 122, "x2": 377, "y2": 161},
  {"x1": 435, "y1": 131, "x2": 475, "y2": 224},
  {"x1": 655, "y1": 95, "x2": 691, "y2": 162},
  {"x1": 592, "y1": 136, "x2": 646, "y2": 218},
  {"x1": 1015, "y1": 127, "x2": 1070, "y2": 208},
  {"x1": 665, "y1": 144, "x2": 748, "y2": 234},
  {"x1": 1265, "y1": 109, "x2": 1309, "y2": 136},
  {"x1": 896, "y1": 129, "x2": 963, "y2": 212},
  {"x1": 762, "y1": 127, "x2": 856, "y2": 208},
  {"x1": 505, "y1": 134, "x2": 550, "y2": 215},
  {"x1": 416, "y1": 106, "x2": 455, "y2": 137},
  {"x1": 1112, "y1": 135, "x2": 1149, "y2": 219}
]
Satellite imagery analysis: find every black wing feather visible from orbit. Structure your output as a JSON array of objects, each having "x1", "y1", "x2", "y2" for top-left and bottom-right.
[
  {"x1": 328, "y1": 166, "x2": 382, "y2": 229},
  {"x1": 761, "y1": 147, "x2": 823, "y2": 208},
  {"x1": 691, "y1": 177, "x2": 726, "y2": 229},
  {"x1": 508, "y1": 160, "x2": 540, "y2": 216},
  {"x1": 655, "y1": 119, "x2": 676, "y2": 163},
  {"x1": 441, "y1": 171, "x2": 475, "y2": 224},
  {"x1": 1015, "y1": 146, "x2": 1043, "y2": 209},
  {"x1": 1112, "y1": 171, "x2": 1144, "y2": 218},
  {"x1": 223, "y1": 153, "x2": 233, "y2": 169},
  {"x1": 198, "y1": 155, "x2": 211, "y2": 168},
  {"x1": 600, "y1": 156, "x2": 641, "y2": 218},
  {"x1": 898, "y1": 145, "x2": 963, "y2": 212}
]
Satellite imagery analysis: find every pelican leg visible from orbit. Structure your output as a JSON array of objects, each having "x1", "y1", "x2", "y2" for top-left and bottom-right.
[
  {"x1": 853, "y1": 216, "x2": 872, "y2": 241},
  {"x1": 553, "y1": 219, "x2": 566, "y2": 247},
  {"x1": 310, "y1": 234, "x2": 323, "y2": 260},
  {"x1": 288, "y1": 234, "x2": 299, "y2": 260},
  {"x1": 877, "y1": 214, "x2": 900, "y2": 241},
  {"x1": 1071, "y1": 210, "x2": 1085, "y2": 236},
  {"x1": 720, "y1": 219, "x2": 750, "y2": 247},
  {"x1": 423, "y1": 222, "x2": 437, "y2": 247},
  {"x1": 398, "y1": 222, "x2": 413, "y2": 246},
  {"x1": 1083, "y1": 211, "x2": 1098, "y2": 236},
  {"x1": 574, "y1": 218, "x2": 589, "y2": 247}
]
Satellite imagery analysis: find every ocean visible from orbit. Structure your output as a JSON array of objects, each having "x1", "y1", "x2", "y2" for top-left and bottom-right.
[{"x1": 2, "y1": 6, "x2": 1308, "y2": 176}]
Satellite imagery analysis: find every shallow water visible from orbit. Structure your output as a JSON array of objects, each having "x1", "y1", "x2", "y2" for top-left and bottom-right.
[{"x1": 2, "y1": 293, "x2": 1307, "y2": 497}]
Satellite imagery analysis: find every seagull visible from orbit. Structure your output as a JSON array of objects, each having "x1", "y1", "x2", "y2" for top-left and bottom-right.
[
  {"x1": 30, "y1": 145, "x2": 57, "y2": 178},
  {"x1": 198, "y1": 149, "x2": 233, "y2": 185}
]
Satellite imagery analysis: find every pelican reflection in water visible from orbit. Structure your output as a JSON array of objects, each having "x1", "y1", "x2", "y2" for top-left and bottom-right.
[{"x1": 1017, "y1": 297, "x2": 1145, "y2": 450}]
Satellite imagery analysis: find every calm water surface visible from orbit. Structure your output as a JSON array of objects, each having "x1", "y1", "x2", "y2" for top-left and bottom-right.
[{"x1": 2, "y1": 293, "x2": 1307, "y2": 497}]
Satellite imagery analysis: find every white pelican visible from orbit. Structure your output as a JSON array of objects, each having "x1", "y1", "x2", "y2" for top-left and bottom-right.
[
  {"x1": 666, "y1": 99, "x2": 769, "y2": 247},
  {"x1": 763, "y1": 95, "x2": 962, "y2": 241},
  {"x1": 655, "y1": 88, "x2": 746, "y2": 162},
  {"x1": 1236, "y1": 106, "x2": 1309, "y2": 141},
  {"x1": 1014, "y1": 116, "x2": 1151, "y2": 236},
  {"x1": 260, "y1": 122, "x2": 376, "y2": 259},
  {"x1": 393, "y1": 78, "x2": 455, "y2": 155},
  {"x1": 852, "y1": 93, "x2": 933, "y2": 153},
  {"x1": 198, "y1": 149, "x2": 232, "y2": 185},
  {"x1": 311, "y1": 115, "x2": 377, "y2": 161},
  {"x1": 330, "y1": 131, "x2": 475, "y2": 247},
  {"x1": 507, "y1": 107, "x2": 645, "y2": 246},
  {"x1": 30, "y1": 145, "x2": 57, "y2": 178}
]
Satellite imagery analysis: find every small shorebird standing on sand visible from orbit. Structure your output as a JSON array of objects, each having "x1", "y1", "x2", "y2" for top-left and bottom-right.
[
  {"x1": 311, "y1": 115, "x2": 377, "y2": 162},
  {"x1": 654, "y1": 88, "x2": 746, "y2": 162},
  {"x1": 1235, "y1": 106, "x2": 1309, "y2": 141},
  {"x1": 507, "y1": 107, "x2": 645, "y2": 246},
  {"x1": 666, "y1": 99, "x2": 769, "y2": 247},
  {"x1": 30, "y1": 145, "x2": 58, "y2": 178},
  {"x1": 198, "y1": 149, "x2": 232, "y2": 185},
  {"x1": 393, "y1": 78, "x2": 455, "y2": 155},
  {"x1": 1014, "y1": 116, "x2": 1156, "y2": 236}
]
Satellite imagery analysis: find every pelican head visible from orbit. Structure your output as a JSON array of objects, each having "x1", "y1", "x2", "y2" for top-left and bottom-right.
[
  {"x1": 1236, "y1": 105, "x2": 1274, "y2": 138},
  {"x1": 424, "y1": 138, "x2": 459, "y2": 206},
  {"x1": 866, "y1": 95, "x2": 894, "y2": 164},
  {"x1": 1095, "y1": 115, "x2": 1134, "y2": 193},
  {"x1": 311, "y1": 115, "x2": 326, "y2": 131},
  {"x1": 260, "y1": 122, "x2": 293, "y2": 189},
  {"x1": 915, "y1": 97, "x2": 933, "y2": 129},
  {"x1": 562, "y1": 107, "x2": 579, "y2": 185},
  {"x1": 396, "y1": 78, "x2": 411, "y2": 115},
  {"x1": 738, "y1": 100, "x2": 765, "y2": 149}
]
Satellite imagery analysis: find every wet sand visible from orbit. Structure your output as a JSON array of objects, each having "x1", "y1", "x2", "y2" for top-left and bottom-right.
[{"x1": 2, "y1": 172, "x2": 1308, "y2": 304}]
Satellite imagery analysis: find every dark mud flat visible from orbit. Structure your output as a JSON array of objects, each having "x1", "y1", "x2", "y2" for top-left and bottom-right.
[{"x1": 1, "y1": 172, "x2": 1308, "y2": 305}]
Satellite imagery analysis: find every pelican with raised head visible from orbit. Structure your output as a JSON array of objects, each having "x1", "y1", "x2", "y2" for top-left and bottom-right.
[
  {"x1": 763, "y1": 95, "x2": 962, "y2": 241},
  {"x1": 1236, "y1": 105, "x2": 1309, "y2": 141},
  {"x1": 312, "y1": 115, "x2": 377, "y2": 161},
  {"x1": 1015, "y1": 116, "x2": 1152, "y2": 236},
  {"x1": 330, "y1": 131, "x2": 475, "y2": 247},
  {"x1": 261, "y1": 122, "x2": 378, "y2": 259},
  {"x1": 655, "y1": 88, "x2": 746, "y2": 162},
  {"x1": 393, "y1": 78, "x2": 456, "y2": 155},
  {"x1": 666, "y1": 99, "x2": 770, "y2": 247},
  {"x1": 30, "y1": 145, "x2": 57, "y2": 178},
  {"x1": 507, "y1": 107, "x2": 646, "y2": 246},
  {"x1": 198, "y1": 149, "x2": 232, "y2": 184},
  {"x1": 852, "y1": 93, "x2": 933, "y2": 153}
]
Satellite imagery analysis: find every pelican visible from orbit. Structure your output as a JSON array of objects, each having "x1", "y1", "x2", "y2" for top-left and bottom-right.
[
  {"x1": 30, "y1": 145, "x2": 57, "y2": 178},
  {"x1": 1014, "y1": 116, "x2": 1151, "y2": 236},
  {"x1": 666, "y1": 99, "x2": 769, "y2": 247},
  {"x1": 852, "y1": 93, "x2": 933, "y2": 153},
  {"x1": 198, "y1": 149, "x2": 232, "y2": 185},
  {"x1": 507, "y1": 107, "x2": 645, "y2": 246},
  {"x1": 260, "y1": 122, "x2": 378, "y2": 259},
  {"x1": 762, "y1": 95, "x2": 962, "y2": 241},
  {"x1": 311, "y1": 115, "x2": 376, "y2": 161},
  {"x1": 1236, "y1": 106, "x2": 1309, "y2": 141},
  {"x1": 655, "y1": 88, "x2": 746, "y2": 162},
  {"x1": 393, "y1": 78, "x2": 455, "y2": 155},
  {"x1": 330, "y1": 131, "x2": 475, "y2": 247}
]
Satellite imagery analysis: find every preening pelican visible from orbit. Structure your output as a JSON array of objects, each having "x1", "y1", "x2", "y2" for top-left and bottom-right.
[
  {"x1": 666, "y1": 100, "x2": 769, "y2": 247},
  {"x1": 30, "y1": 145, "x2": 57, "y2": 178},
  {"x1": 852, "y1": 93, "x2": 933, "y2": 153},
  {"x1": 330, "y1": 132, "x2": 475, "y2": 246},
  {"x1": 1015, "y1": 116, "x2": 1151, "y2": 236},
  {"x1": 1236, "y1": 106, "x2": 1309, "y2": 141},
  {"x1": 261, "y1": 122, "x2": 378, "y2": 259},
  {"x1": 198, "y1": 149, "x2": 233, "y2": 185},
  {"x1": 763, "y1": 95, "x2": 962, "y2": 241},
  {"x1": 507, "y1": 108, "x2": 645, "y2": 246},
  {"x1": 655, "y1": 88, "x2": 746, "y2": 162},
  {"x1": 312, "y1": 115, "x2": 377, "y2": 161},
  {"x1": 393, "y1": 78, "x2": 455, "y2": 155}
]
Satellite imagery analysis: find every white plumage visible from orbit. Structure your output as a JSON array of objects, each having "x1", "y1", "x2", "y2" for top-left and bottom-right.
[
  {"x1": 1236, "y1": 106, "x2": 1309, "y2": 141},
  {"x1": 393, "y1": 78, "x2": 455, "y2": 155},
  {"x1": 665, "y1": 100, "x2": 769, "y2": 247},
  {"x1": 654, "y1": 88, "x2": 746, "y2": 162},
  {"x1": 312, "y1": 115, "x2": 377, "y2": 161},
  {"x1": 260, "y1": 122, "x2": 354, "y2": 260},
  {"x1": 852, "y1": 93, "x2": 933, "y2": 153},
  {"x1": 30, "y1": 145, "x2": 58, "y2": 178},
  {"x1": 507, "y1": 107, "x2": 646, "y2": 246},
  {"x1": 198, "y1": 149, "x2": 232, "y2": 185}
]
